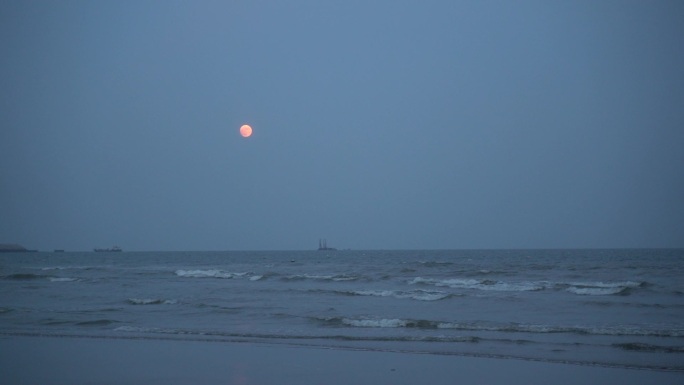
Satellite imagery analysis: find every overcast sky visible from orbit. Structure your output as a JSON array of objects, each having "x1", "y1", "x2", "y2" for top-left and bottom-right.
[{"x1": 1, "y1": 1, "x2": 683, "y2": 251}]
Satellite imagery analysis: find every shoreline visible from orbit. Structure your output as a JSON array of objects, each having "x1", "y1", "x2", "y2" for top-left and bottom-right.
[
  {"x1": 2, "y1": 334, "x2": 682, "y2": 385},
  {"x1": 2, "y1": 331, "x2": 681, "y2": 373}
]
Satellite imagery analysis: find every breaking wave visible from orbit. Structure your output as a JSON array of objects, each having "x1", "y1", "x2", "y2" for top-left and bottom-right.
[
  {"x1": 565, "y1": 281, "x2": 643, "y2": 296},
  {"x1": 127, "y1": 298, "x2": 177, "y2": 305},
  {"x1": 316, "y1": 317, "x2": 684, "y2": 337},
  {"x1": 175, "y1": 270, "x2": 250, "y2": 279},
  {"x1": 346, "y1": 289, "x2": 452, "y2": 301},
  {"x1": 49, "y1": 277, "x2": 79, "y2": 282},
  {"x1": 418, "y1": 261, "x2": 454, "y2": 267},
  {"x1": 2, "y1": 273, "x2": 80, "y2": 282},
  {"x1": 285, "y1": 274, "x2": 359, "y2": 282},
  {"x1": 409, "y1": 277, "x2": 544, "y2": 292},
  {"x1": 409, "y1": 277, "x2": 647, "y2": 296},
  {"x1": 111, "y1": 325, "x2": 478, "y2": 343}
]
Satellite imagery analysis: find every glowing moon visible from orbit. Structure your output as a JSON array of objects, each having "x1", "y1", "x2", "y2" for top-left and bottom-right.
[{"x1": 240, "y1": 124, "x2": 253, "y2": 138}]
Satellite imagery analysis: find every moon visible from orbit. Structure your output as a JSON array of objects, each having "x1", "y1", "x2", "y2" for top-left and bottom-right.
[{"x1": 240, "y1": 124, "x2": 253, "y2": 138}]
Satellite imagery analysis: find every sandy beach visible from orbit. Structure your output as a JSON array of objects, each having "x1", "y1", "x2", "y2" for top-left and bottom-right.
[{"x1": 1, "y1": 335, "x2": 682, "y2": 385}]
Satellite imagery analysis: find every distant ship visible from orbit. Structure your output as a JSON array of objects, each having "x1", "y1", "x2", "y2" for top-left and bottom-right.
[
  {"x1": 94, "y1": 246, "x2": 122, "y2": 252},
  {"x1": 317, "y1": 239, "x2": 336, "y2": 251}
]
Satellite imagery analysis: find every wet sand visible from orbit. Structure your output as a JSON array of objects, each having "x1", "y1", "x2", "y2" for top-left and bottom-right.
[{"x1": 1, "y1": 335, "x2": 682, "y2": 385}]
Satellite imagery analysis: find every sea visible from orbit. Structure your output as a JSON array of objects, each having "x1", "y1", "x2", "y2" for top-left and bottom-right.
[{"x1": 1, "y1": 249, "x2": 683, "y2": 372}]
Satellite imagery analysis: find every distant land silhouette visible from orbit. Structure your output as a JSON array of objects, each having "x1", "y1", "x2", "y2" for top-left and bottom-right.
[{"x1": 0, "y1": 244, "x2": 36, "y2": 252}]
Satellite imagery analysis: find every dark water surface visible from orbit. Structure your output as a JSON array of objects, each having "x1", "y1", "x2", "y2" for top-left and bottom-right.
[{"x1": 1, "y1": 249, "x2": 682, "y2": 371}]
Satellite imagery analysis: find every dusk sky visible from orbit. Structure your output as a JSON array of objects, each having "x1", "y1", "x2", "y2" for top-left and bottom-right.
[{"x1": 1, "y1": 1, "x2": 682, "y2": 251}]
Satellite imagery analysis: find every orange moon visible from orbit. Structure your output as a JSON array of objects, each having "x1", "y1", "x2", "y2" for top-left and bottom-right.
[{"x1": 239, "y1": 124, "x2": 253, "y2": 138}]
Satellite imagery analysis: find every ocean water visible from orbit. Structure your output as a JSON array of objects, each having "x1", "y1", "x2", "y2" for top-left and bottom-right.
[{"x1": 1, "y1": 249, "x2": 682, "y2": 371}]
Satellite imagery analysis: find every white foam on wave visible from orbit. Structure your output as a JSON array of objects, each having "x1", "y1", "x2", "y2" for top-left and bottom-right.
[
  {"x1": 479, "y1": 281, "x2": 544, "y2": 292},
  {"x1": 436, "y1": 322, "x2": 684, "y2": 337},
  {"x1": 352, "y1": 290, "x2": 394, "y2": 297},
  {"x1": 175, "y1": 270, "x2": 249, "y2": 279},
  {"x1": 570, "y1": 281, "x2": 641, "y2": 288},
  {"x1": 288, "y1": 274, "x2": 358, "y2": 282},
  {"x1": 410, "y1": 277, "x2": 642, "y2": 295},
  {"x1": 114, "y1": 326, "x2": 145, "y2": 332},
  {"x1": 404, "y1": 290, "x2": 451, "y2": 301},
  {"x1": 338, "y1": 317, "x2": 661, "y2": 336},
  {"x1": 114, "y1": 325, "x2": 165, "y2": 333},
  {"x1": 49, "y1": 277, "x2": 78, "y2": 282},
  {"x1": 409, "y1": 277, "x2": 543, "y2": 292},
  {"x1": 435, "y1": 322, "x2": 560, "y2": 333},
  {"x1": 565, "y1": 281, "x2": 642, "y2": 296},
  {"x1": 350, "y1": 289, "x2": 450, "y2": 301},
  {"x1": 567, "y1": 287, "x2": 625, "y2": 295},
  {"x1": 342, "y1": 318, "x2": 407, "y2": 328},
  {"x1": 127, "y1": 298, "x2": 177, "y2": 305}
]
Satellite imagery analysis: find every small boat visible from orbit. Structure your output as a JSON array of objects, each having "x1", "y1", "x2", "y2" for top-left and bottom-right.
[{"x1": 94, "y1": 246, "x2": 122, "y2": 252}]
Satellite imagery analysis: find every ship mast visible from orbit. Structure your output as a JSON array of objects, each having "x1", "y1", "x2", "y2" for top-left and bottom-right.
[{"x1": 318, "y1": 238, "x2": 335, "y2": 251}]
